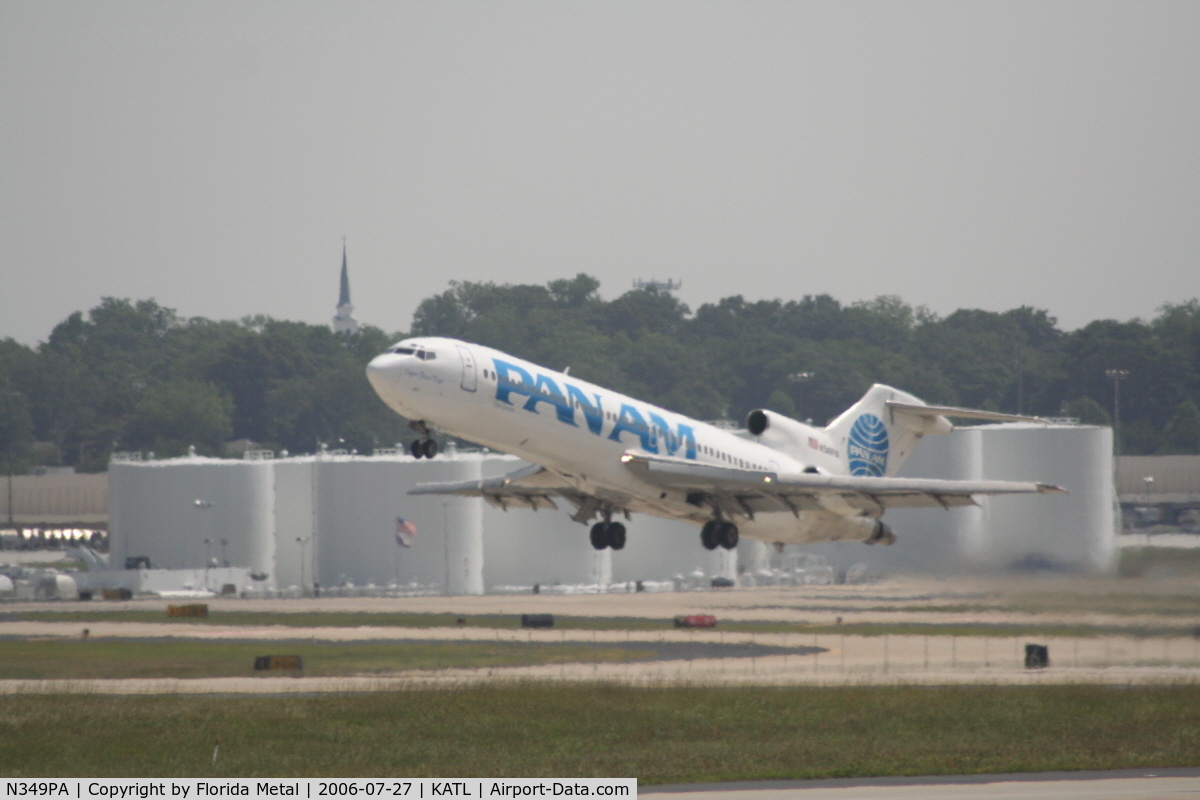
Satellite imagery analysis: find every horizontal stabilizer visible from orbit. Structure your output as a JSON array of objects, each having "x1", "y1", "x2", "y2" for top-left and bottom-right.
[{"x1": 885, "y1": 400, "x2": 1053, "y2": 425}]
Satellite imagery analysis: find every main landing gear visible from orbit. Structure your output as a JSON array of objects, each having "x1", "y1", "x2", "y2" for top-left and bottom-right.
[
  {"x1": 700, "y1": 520, "x2": 739, "y2": 551},
  {"x1": 408, "y1": 420, "x2": 438, "y2": 459},
  {"x1": 589, "y1": 521, "x2": 626, "y2": 550}
]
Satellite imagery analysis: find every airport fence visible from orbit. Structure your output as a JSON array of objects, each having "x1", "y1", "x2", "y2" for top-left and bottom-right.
[{"x1": 506, "y1": 628, "x2": 1200, "y2": 683}]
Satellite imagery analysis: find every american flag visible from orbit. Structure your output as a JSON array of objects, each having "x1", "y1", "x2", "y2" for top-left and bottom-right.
[
  {"x1": 808, "y1": 437, "x2": 819, "y2": 449},
  {"x1": 395, "y1": 517, "x2": 417, "y2": 547}
]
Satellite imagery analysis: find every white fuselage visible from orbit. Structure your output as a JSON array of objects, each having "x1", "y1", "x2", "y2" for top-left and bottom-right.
[{"x1": 366, "y1": 337, "x2": 860, "y2": 543}]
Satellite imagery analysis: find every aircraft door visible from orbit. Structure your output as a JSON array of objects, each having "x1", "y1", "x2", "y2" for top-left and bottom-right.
[{"x1": 456, "y1": 345, "x2": 478, "y2": 393}]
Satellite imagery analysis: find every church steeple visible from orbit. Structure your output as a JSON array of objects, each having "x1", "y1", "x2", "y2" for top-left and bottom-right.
[
  {"x1": 332, "y1": 237, "x2": 360, "y2": 335},
  {"x1": 338, "y1": 244, "x2": 352, "y2": 307}
]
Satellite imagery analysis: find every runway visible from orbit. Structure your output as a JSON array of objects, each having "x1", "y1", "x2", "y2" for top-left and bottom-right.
[{"x1": 644, "y1": 769, "x2": 1200, "y2": 800}]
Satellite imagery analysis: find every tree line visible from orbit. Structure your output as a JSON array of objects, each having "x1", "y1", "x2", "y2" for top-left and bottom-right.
[{"x1": 1, "y1": 278, "x2": 1198, "y2": 472}]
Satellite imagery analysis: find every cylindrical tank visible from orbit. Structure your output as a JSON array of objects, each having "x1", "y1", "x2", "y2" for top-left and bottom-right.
[
  {"x1": 444, "y1": 458, "x2": 484, "y2": 595},
  {"x1": 948, "y1": 427, "x2": 987, "y2": 564},
  {"x1": 976, "y1": 423, "x2": 1114, "y2": 572},
  {"x1": 108, "y1": 458, "x2": 273, "y2": 581},
  {"x1": 784, "y1": 422, "x2": 1113, "y2": 575},
  {"x1": 310, "y1": 452, "x2": 486, "y2": 594}
]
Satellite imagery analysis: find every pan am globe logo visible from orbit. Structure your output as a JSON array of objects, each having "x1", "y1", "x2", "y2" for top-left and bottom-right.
[{"x1": 847, "y1": 413, "x2": 889, "y2": 476}]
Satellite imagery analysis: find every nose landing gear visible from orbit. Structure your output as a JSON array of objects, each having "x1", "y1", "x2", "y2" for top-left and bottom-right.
[
  {"x1": 408, "y1": 421, "x2": 438, "y2": 459},
  {"x1": 409, "y1": 438, "x2": 438, "y2": 459},
  {"x1": 700, "y1": 520, "x2": 738, "y2": 550}
]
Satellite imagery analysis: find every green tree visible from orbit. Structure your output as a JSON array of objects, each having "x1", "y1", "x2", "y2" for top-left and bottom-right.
[
  {"x1": 547, "y1": 273, "x2": 601, "y2": 308},
  {"x1": 1065, "y1": 396, "x2": 1112, "y2": 426},
  {"x1": 765, "y1": 389, "x2": 795, "y2": 418},
  {"x1": 1160, "y1": 400, "x2": 1200, "y2": 454},
  {"x1": 0, "y1": 379, "x2": 33, "y2": 471},
  {"x1": 13, "y1": 286, "x2": 1200, "y2": 467},
  {"x1": 126, "y1": 381, "x2": 234, "y2": 457}
]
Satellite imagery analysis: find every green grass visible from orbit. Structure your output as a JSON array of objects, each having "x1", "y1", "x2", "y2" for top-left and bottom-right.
[
  {"x1": 17, "y1": 609, "x2": 1199, "y2": 639},
  {"x1": 1, "y1": 685, "x2": 1198, "y2": 780},
  {"x1": 1006, "y1": 589, "x2": 1200, "y2": 618},
  {"x1": 0, "y1": 639, "x2": 653, "y2": 680},
  {"x1": 1119, "y1": 546, "x2": 1200, "y2": 579},
  {"x1": 18, "y1": 610, "x2": 654, "y2": 630}
]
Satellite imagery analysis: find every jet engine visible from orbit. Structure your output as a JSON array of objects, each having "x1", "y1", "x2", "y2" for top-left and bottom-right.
[
  {"x1": 792, "y1": 512, "x2": 899, "y2": 546},
  {"x1": 745, "y1": 408, "x2": 816, "y2": 460},
  {"x1": 864, "y1": 518, "x2": 897, "y2": 546}
]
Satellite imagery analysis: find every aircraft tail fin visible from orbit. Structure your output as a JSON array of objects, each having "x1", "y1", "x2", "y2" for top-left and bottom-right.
[
  {"x1": 825, "y1": 386, "x2": 1053, "y2": 477},
  {"x1": 824, "y1": 385, "x2": 947, "y2": 477}
]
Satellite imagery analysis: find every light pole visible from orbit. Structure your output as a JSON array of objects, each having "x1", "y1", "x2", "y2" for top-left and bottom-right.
[
  {"x1": 203, "y1": 538, "x2": 212, "y2": 591},
  {"x1": 3, "y1": 389, "x2": 26, "y2": 531},
  {"x1": 193, "y1": 499, "x2": 213, "y2": 590},
  {"x1": 1143, "y1": 476, "x2": 1155, "y2": 534},
  {"x1": 220, "y1": 538, "x2": 229, "y2": 567},
  {"x1": 296, "y1": 536, "x2": 309, "y2": 596},
  {"x1": 1014, "y1": 345, "x2": 1024, "y2": 416},
  {"x1": 1105, "y1": 369, "x2": 1129, "y2": 457}
]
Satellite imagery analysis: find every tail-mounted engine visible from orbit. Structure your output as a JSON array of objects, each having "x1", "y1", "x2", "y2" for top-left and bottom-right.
[{"x1": 745, "y1": 408, "x2": 817, "y2": 460}]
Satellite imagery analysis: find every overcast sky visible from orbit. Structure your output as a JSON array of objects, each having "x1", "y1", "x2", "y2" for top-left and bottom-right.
[{"x1": 2, "y1": 1, "x2": 1197, "y2": 345}]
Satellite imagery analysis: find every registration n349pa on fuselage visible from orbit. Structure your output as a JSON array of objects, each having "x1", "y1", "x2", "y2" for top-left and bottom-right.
[{"x1": 366, "y1": 337, "x2": 1063, "y2": 553}]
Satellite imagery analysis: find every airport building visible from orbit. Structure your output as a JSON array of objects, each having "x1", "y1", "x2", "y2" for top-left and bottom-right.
[
  {"x1": 99, "y1": 421, "x2": 1116, "y2": 595},
  {"x1": 1115, "y1": 455, "x2": 1200, "y2": 533}
]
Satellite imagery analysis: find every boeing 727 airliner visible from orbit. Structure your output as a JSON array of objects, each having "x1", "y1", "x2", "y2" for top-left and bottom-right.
[{"x1": 366, "y1": 338, "x2": 1064, "y2": 552}]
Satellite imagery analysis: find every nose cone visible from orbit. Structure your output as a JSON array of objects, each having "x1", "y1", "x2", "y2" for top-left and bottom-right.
[{"x1": 366, "y1": 352, "x2": 404, "y2": 399}]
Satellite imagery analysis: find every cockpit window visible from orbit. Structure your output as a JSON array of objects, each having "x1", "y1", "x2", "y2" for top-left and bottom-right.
[
  {"x1": 390, "y1": 347, "x2": 415, "y2": 355},
  {"x1": 420, "y1": 351, "x2": 437, "y2": 361}
]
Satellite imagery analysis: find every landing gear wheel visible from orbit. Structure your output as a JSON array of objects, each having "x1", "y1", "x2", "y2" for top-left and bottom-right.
[
  {"x1": 409, "y1": 440, "x2": 424, "y2": 459},
  {"x1": 421, "y1": 439, "x2": 438, "y2": 459},
  {"x1": 718, "y1": 521, "x2": 739, "y2": 550},
  {"x1": 700, "y1": 521, "x2": 720, "y2": 550},
  {"x1": 589, "y1": 522, "x2": 610, "y2": 550},
  {"x1": 609, "y1": 523, "x2": 626, "y2": 551}
]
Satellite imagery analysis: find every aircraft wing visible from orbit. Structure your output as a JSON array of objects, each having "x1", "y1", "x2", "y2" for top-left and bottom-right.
[
  {"x1": 409, "y1": 463, "x2": 634, "y2": 524},
  {"x1": 619, "y1": 452, "x2": 1065, "y2": 518},
  {"x1": 408, "y1": 463, "x2": 578, "y2": 512}
]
